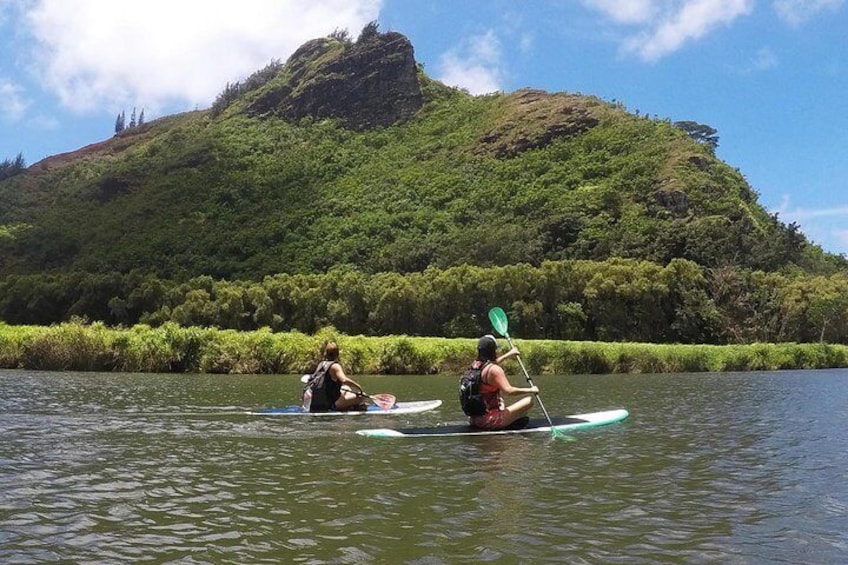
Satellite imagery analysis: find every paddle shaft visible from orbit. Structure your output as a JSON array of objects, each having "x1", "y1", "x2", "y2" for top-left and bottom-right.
[
  {"x1": 503, "y1": 333, "x2": 555, "y2": 427},
  {"x1": 340, "y1": 386, "x2": 396, "y2": 408},
  {"x1": 349, "y1": 389, "x2": 378, "y2": 402},
  {"x1": 341, "y1": 386, "x2": 376, "y2": 400}
]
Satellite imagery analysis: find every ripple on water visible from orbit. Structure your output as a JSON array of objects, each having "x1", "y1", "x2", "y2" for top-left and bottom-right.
[{"x1": 2, "y1": 369, "x2": 848, "y2": 563}]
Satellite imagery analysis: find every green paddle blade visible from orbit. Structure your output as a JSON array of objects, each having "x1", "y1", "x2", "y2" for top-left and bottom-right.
[{"x1": 488, "y1": 307, "x2": 509, "y2": 337}]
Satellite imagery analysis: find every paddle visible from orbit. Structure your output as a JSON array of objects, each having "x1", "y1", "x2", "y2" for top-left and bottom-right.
[
  {"x1": 488, "y1": 306, "x2": 561, "y2": 438},
  {"x1": 342, "y1": 387, "x2": 397, "y2": 411},
  {"x1": 300, "y1": 374, "x2": 396, "y2": 411}
]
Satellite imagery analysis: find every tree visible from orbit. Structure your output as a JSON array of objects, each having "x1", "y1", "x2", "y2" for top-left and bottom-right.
[
  {"x1": 0, "y1": 152, "x2": 26, "y2": 180},
  {"x1": 114, "y1": 111, "x2": 125, "y2": 134},
  {"x1": 129, "y1": 107, "x2": 137, "y2": 128},
  {"x1": 357, "y1": 20, "x2": 380, "y2": 43},
  {"x1": 329, "y1": 28, "x2": 352, "y2": 44},
  {"x1": 210, "y1": 81, "x2": 241, "y2": 116},
  {"x1": 138, "y1": 108, "x2": 145, "y2": 126},
  {"x1": 805, "y1": 276, "x2": 848, "y2": 343},
  {"x1": 581, "y1": 259, "x2": 669, "y2": 342},
  {"x1": 674, "y1": 120, "x2": 719, "y2": 150}
]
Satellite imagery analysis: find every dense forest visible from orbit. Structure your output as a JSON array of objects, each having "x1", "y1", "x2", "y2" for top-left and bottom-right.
[
  {"x1": 1, "y1": 259, "x2": 846, "y2": 345},
  {"x1": 0, "y1": 26, "x2": 845, "y2": 345}
]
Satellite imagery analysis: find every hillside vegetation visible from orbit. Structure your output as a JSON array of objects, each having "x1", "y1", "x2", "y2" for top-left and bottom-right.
[{"x1": 0, "y1": 26, "x2": 845, "y2": 345}]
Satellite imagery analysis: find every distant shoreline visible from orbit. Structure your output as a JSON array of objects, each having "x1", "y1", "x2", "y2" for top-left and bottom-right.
[{"x1": 1, "y1": 321, "x2": 847, "y2": 375}]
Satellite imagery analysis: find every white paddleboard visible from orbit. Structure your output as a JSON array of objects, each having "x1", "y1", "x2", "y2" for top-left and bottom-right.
[
  {"x1": 248, "y1": 399, "x2": 442, "y2": 416},
  {"x1": 356, "y1": 408, "x2": 628, "y2": 437}
]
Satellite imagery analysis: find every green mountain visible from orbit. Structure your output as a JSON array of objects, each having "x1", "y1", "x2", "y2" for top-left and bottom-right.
[{"x1": 1, "y1": 27, "x2": 842, "y2": 282}]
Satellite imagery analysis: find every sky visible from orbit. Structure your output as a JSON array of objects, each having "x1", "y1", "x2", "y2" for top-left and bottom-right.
[{"x1": 1, "y1": 0, "x2": 847, "y2": 256}]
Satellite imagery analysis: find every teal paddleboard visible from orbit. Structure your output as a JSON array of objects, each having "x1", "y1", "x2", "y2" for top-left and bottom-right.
[{"x1": 356, "y1": 408, "x2": 628, "y2": 438}]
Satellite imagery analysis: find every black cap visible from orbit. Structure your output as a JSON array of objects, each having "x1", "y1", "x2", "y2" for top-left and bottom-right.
[{"x1": 477, "y1": 334, "x2": 498, "y2": 358}]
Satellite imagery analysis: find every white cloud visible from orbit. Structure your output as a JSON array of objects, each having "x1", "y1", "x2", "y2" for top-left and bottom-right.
[
  {"x1": 737, "y1": 46, "x2": 778, "y2": 73},
  {"x1": 581, "y1": 0, "x2": 754, "y2": 61},
  {"x1": 437, "y1": 30, "x2": 503, "y2": 95},
  {"x1": 580, "y1": 0, "x2": 658, "y2": 24},
  {"x1": 773, "y1": 0, "x2": 844, "y2": 25},
  {"x1": 774, "y1": 195, "x2": 848, "y2": 255},
  {"x1": 28, "y1": 114, "x2": 60, "y2": 130},
  {"x1": 21, "y1": 0, "x2": 382, "y2": 114},
  {"x1": 0, "y1": 0, "x2": 23, "y2": 25},
  {"x1": 583, "y1": 0, "x2": 846, "y2": 55},
  {"x1": 0, "y1": 79, "x2": 29, "y2": 120},
  {"x1": 777, "y1": 194, "x2": 848, "y2": 221},
  {"x1": 623, "y1": 0, "x2": 753, "y2": 61},
  {"x1": 782, "y1": 205, "x2": 848, "y2": 220},
  {"x1": 751, "y1": 47, "x2": 778, "y2": 71}
]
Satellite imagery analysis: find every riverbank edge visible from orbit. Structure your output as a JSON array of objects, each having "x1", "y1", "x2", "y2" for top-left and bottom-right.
[{"x1": 2, "y1": 321, "x2": 847, "y2": 375}]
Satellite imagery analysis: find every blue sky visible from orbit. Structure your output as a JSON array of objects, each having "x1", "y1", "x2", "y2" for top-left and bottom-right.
[{"x1": 1, "y1": 0, "x2": 846, "y2": 256}]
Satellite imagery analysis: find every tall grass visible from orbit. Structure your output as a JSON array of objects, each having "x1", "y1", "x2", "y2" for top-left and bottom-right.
[{"x1": 1, "y1": 321, "x2": 846, "y2": 375}]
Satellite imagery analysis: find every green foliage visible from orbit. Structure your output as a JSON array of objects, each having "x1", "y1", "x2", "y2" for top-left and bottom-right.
[
  {"x1": 1, "y1": 37, "x2": 846, "y2": 348},
  {"x1": 0, "y1": 153, "x2": 26, "y2": 181},
  {"x1": 1, "y1": 67, "x2": 840, "y2": 281},
  {"x1": 0, "y1": 223, "x2": 29, "y2": 241},
  {"x1": 328, "y1": 28, "x2": 353, "y2": 44},
  {"x1": 211, "y1": 82, "x2": 241, "y2": 116},
  {"x1": 19, "y1": 320, "x2": 116, "y2": 371},
  {"x1": 0, "y1": 322, "x2": 33, "y2": 368},
  {"x1": 211, "y1": 60, "x2": 285, "y2": 117},
  {"x1": 3, "y1": 321, "x2": 847, "y2": 374},
  {"x1": 2, "y1": 258, "x2": 847, "y2": 346},
  {"x1": 357, "y1": 21, "x2": 380, "y2": 43},
  {"x1": 378, "y1": 337, "x2": 431, "y2": 374},
  {"x1": 673, "y1": 120, "x2": 719, "y2": 149},
  {"x1": 114, "y1": 111, "x2": 126, "y2": 133}
]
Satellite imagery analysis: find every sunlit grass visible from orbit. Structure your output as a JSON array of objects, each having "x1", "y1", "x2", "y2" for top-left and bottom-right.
[{"x1": 1, "y1": 321, "x2": 846, "y2": 375}]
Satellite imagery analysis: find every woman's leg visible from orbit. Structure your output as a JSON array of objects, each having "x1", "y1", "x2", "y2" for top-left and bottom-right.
[
  {"x1": 501, "y1": 396, "x2": 535, "y2": 426},
  {"x1": 334, "y1": 390, "x2": 367, "y2": 411},
  {"x1": 469, "y1": 396, "x2": 536, "y2": 430}
]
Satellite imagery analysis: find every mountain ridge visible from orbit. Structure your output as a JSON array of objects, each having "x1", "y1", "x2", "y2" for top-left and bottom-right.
[{"x1": 0, "y1": 27, "x2": 842, "y2": 281}]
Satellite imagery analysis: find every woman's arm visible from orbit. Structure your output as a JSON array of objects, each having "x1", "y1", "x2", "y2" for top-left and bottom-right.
[
  {"x1": 489, "y1": 364, "x2": 538, "y2": 396},
  {"x1": 495, "y1": 346, "x2": 520, "y2": 365},
  {"x1": 330, "y1": 363, "x2": 364, "y2": 393}
]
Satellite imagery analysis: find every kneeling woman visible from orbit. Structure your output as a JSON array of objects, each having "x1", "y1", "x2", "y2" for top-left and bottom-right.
[
  {"x1": 471, "y1": 334, "x2": 538, "y2": 429},
  {"x1": 304, "y1": 341, "x2": 368, "y2": 412}
]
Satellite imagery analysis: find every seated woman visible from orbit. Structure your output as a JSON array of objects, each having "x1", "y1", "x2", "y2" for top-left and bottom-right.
[
  {"x1": 469, "y1": 334, "x2": 538, "y2": 429},
  {"x1": 303, "y1": 341, "x2": 368, "y2": 412}
]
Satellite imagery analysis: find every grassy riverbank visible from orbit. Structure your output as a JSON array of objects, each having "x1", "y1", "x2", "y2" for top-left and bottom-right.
[{"x1": 2, "y1": 320, "x2": 848, "y2": 375}]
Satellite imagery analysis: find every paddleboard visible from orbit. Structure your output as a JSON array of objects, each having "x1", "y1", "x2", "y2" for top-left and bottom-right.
[
  {"x1": 248, "y1": 399, "x2": 442, "y2": 416},
  {"x1": 356, "y1": 408, "x2": 628, "y2": 437}
]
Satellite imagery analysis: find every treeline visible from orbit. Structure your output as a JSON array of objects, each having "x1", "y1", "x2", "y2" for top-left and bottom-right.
[
  {"x1": 114, "y1": 107, "x2": 145, "y2": 133},
  {"x1": 2, "y1": 258, "x2": 847, "y2": 345}
]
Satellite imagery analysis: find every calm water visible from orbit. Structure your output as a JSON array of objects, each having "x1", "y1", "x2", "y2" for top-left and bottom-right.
[{"x1": 1, "y1": 368, "x2": 847, "y2": 564}]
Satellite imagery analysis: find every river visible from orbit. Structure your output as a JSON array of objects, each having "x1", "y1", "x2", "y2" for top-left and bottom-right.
[{"x1": 1, "y1": 368, "x2": 847, "y2": 563}]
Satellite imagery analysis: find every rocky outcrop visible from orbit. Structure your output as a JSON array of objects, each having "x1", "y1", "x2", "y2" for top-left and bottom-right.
[
  {"x1": 476, "y1": 89, "x2": 601, "y2": 158},
  {"x1": 248, "y1": 30, "x2": 424, "y2": 130},
  {"x1": 653, "y1": 188, "x2": 690, "y2": 217}
]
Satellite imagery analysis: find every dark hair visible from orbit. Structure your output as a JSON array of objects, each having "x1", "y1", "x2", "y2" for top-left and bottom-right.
[
  {"x1": 323, "y1": 341, "x2": 340, "y2": 361},
  {"x1": 477, "y1": 334, "x2": 498, "y2": 361}
]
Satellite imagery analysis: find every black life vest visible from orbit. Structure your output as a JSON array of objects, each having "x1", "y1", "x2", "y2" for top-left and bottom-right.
[{"x1": 303, "y1": 361, "x2": 341, "y2": 412}]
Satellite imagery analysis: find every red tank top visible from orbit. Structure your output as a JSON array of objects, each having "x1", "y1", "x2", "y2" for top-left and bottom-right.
[{"x1": 479, "y1": 364, "x2": 502, "y2": 411}]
